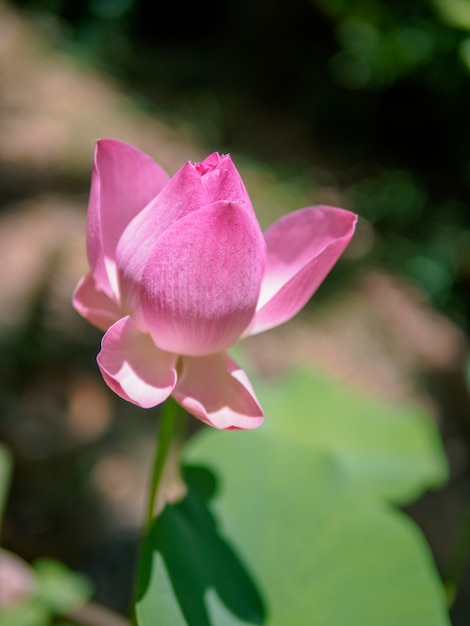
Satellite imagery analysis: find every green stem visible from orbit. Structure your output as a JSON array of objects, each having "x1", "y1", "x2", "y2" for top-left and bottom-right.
[
  {"x1": 131, "y1": 399, "x2": 185, "y2": 626},
  {"x1": 444, "y1": 500, "x2": 470, "y2": 607},
  {"x1": 145, "y1": 397, "x2": 181, "y2": 528}
]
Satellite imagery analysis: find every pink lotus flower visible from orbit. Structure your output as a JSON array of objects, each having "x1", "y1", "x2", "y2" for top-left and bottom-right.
[{"x1": 73, "y1": 139, "x2": 357, "y2": 430}]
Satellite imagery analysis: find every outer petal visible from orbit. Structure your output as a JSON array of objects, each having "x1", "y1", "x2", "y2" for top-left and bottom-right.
[
  {"x1": 73, "y1": 273, "x2": 122, "y2": 331},
  {"x1": 245, "y1": 206, "x2": 357, "y2": 336},
  {"x1": 139, "y1": 201, "x2": 265, "y2": 356},
  {"x1": 87, "y1": 139, "x2": 169, "y2": 298},
  {"x1": 97, "y1": 316, "x2": 177, "y2": 408},
  {"x1": 173, "y1": 353, "x2": 263, "y2": 430}
]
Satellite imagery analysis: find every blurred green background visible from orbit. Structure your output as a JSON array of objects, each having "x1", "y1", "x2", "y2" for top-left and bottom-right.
[
  {"x1": 0, "y1": 0, "x2": 470, "y2": 624},
  {"x1": 9, "y1": 0, "x2": 470, "y2": 326}
]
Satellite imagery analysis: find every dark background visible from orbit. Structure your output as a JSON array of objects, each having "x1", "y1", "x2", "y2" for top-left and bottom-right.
[{"x1": 10, "y1": 0, "x2": 470, "y2": 327}]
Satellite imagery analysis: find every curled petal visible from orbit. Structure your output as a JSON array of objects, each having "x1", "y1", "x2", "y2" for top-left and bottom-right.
[
  {"x1": 173, "y1": 353, "x2": 263, "y2": 430},
  {"x1": 139, "y1": 201, "x2": 265, "y2": 356},
  {"x1": 87, "y1": 139, "x2": 169, "y2": 298},
  {"x1": 73, "y1": 273, "x2": 122, "y2": 331},
  {"x1": 245, "y1": 206, "x2": 357, "y2": 336},
  {"x1": 97, "y1": 316, "x2": 177, "y2": 408}
]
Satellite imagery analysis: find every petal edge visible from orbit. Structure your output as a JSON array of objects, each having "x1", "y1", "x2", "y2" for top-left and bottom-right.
[
  {"x1": 87, "y1": 139, "x2": 169, "y2": 298},
  {"x1": 173, "y1": 353, "x2": 263, "y2": 430},
  {"x1": 245, "y1": 206, "x2": 357, "y2": 336},
  {"x1": 73, "y1": 273, "x2": 122, "y2": 331},
  {"x1": 97, "y1": 316, "x2": 177, "y2": 409}
]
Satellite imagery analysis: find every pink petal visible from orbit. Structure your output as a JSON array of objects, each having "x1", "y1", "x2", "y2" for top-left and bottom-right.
[
  {"x1": 246, "y1": 206, "x2": 357, "y2": 336},
  {"x1": 117, "y1": 154, "x2": 260, "y2": 311},
  {"x1": 116, "y1": 159, "x2": 212, "y2": 309},
  {"x1": 73, "y1": 273, "x2": 122, "y2": 331},
  {"x1": 173, "y1": 353, "x2": 263, "y2": 430},
  {"x1": 138, "y1": 201, "x2": 265, "y2": 356},
  {"x1": 87, "y1": 139, "x2": 169, "y2": 298},
  {"x1": 97, "y1": 316, "x2": 177, "y2": 408}
]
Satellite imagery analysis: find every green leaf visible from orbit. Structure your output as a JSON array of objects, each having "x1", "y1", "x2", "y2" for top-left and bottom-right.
[
  {"x1": 0, "y1": 598, "x2": 50, "y2": 626},
  {"x1": 253, "y1": 370, "x2": 448, "y2": 504},
  {"x1": 136, "y1": 369, "x2": 450, "y2": 626},
  {"x1": 187, "y1": 432, "x2": 448, "y2": 625},
  {"x1": 434, "y1": 0, "x2": 470, "y2": 31},
  {"x1": 0, "y1": 443, "x2": 12, "y2": 534},
  {"x1": 32, "y1": 559, "x2": 93, "y2": 615},
  {"x1": 136, "y1": 467, "x2": 265, "y2": 626}
]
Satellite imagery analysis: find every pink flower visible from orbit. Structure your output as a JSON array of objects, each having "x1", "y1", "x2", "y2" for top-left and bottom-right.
[{"x1": 73, "y1": 139, "x2": 357, "y2": 430}]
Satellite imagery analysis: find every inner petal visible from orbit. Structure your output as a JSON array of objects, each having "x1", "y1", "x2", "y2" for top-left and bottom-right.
[{"x1": 140, "y1": 201, "x2": 265, "y2": 356}]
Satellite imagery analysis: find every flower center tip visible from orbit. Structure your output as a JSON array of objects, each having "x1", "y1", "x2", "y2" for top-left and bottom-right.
[{"x1": 194, "y1": 152, "x2": 225, "y2": 175}]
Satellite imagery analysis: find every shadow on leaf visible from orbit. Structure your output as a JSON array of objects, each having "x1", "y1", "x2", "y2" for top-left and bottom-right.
[{"x1": 136, "y1": 465, "x2": 267, "y2": 626}]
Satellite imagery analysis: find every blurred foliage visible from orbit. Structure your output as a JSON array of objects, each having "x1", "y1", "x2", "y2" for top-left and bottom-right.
[
  {"x1": 0, "y1": 442, "x2": 93, "y2": 626},
  {"x1": 0, "y1": 557, "x2": 92, "y2": 626},
  {"x1": 7, "y1": 0, "x2": 470, "y2": 328},
  {"x1": 136, "y1": 369, "x2": 449, "y2": 626}
]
